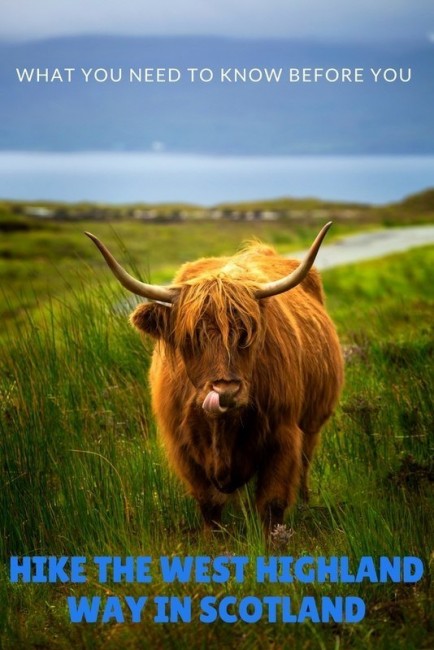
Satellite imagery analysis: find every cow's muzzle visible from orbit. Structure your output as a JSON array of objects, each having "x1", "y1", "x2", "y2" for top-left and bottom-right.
[
  {"x1": 202, "y1": 380, "x2": 242, "y2": 413},
  {"x1": 213, "y1": 380, "x2": 241, "y2": 406}
]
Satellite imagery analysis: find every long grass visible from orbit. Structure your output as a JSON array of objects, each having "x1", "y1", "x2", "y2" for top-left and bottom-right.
[{"x1": 0, "y1": 237, "x2": 432, "y2": 648}]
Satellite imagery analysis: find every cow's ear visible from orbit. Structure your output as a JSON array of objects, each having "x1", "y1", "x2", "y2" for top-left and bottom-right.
[{"x1": 130, "y1": 302, "x2": 172, "y2": 340}]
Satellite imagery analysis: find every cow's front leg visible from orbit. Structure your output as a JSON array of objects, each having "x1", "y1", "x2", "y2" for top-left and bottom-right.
[
  {"x1": 173, "y1": 443, "x2": 228, "y2": 533},
  {"x1": 197, "y1": 496, "x2": 227, "y2": 533},
  {"x1": 255, "y1": 425, "x2": 302, "y2": 535}
]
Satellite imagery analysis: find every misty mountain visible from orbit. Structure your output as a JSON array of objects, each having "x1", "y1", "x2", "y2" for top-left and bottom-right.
[{"x1": 0, "y1": 36, "x2": 433, "y2": 154}]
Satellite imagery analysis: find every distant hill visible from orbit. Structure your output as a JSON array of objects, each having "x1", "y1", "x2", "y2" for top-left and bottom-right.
[
  {"x1": 397, "y1": 188, "x2": 434, "y2": 212},
  {"x1": 0, "y1": 35, "x2": 433, "y2": 155},
  {"x1": 2, "y1": 187, "x2": 433, "y2": 228}
]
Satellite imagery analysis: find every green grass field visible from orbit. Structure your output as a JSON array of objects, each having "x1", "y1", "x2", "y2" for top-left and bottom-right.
[{"x1": 0, "y1": 214, "x2": 433, "y2": 649}]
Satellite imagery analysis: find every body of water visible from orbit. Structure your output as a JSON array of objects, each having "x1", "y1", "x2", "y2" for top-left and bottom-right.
[{"x1": 0, "y1": 152, "x2": 433, "y2": 205}]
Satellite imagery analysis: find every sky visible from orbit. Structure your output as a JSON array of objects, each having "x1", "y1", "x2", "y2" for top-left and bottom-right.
[{"x1": 1, "y1": 0, "x2": 433, "y2": 42}]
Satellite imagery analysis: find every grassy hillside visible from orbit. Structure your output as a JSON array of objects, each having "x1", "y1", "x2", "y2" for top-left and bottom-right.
[
  {"x1": 0, "y1": 217, "x2": 432, "y2": 648},
  {"x1": 1, "y1": 186, "x2": 433, "y2": 339},
  {"x1": 0, "y1": 214, "x2": 379, "y2": 342}
]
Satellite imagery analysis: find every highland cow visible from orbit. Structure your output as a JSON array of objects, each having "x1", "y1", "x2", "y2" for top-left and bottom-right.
[{"x1": 86, "y1": 223, "x2": 344, "y2": 534}]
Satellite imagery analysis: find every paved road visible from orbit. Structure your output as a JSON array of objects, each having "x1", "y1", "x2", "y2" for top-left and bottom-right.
[{"x1": 291, "y1": 225, "x2": 434, "y2": 270}]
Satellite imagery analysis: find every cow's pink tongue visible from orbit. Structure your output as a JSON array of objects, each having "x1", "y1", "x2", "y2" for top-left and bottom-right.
[{"x1": 202, "y1": 390, "x2": 220, "y2": 412}]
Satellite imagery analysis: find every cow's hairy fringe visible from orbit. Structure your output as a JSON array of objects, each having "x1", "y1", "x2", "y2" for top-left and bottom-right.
[{"x1": 172, "y1": 278, "x2": 263, "y2": 353}]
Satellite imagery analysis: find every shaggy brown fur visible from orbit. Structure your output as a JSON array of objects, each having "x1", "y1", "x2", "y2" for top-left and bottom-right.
[{"x1": 131, "y1": 242, "x2": 344, "y2": 534}]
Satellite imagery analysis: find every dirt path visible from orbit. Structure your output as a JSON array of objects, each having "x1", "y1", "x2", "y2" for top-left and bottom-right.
[{"x1": 291, "y1": 225, "x2": 434, "y2": 270}]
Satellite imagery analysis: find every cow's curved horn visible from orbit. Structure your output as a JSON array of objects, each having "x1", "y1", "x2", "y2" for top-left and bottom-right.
[
  {"x1": 85, "y1": 232, "x2": 177, "y2": 303},
  {"x1": 254, "y1": 221, "x2": 332, "y2": 299}
]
